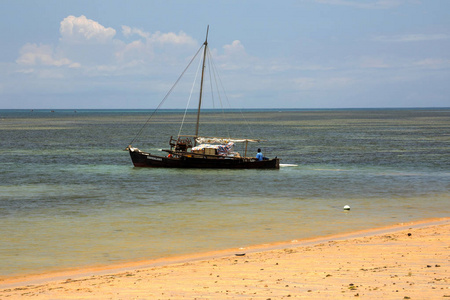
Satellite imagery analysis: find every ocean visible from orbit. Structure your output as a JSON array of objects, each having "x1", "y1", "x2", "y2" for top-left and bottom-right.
[{"x1": 0, "y1": 108, "x2": 449, "y2": 277}]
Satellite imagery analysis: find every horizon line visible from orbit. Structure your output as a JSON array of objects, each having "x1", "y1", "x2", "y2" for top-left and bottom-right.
[{"x1": 1, "y1": 107, "x2": 449, "y2": 111}]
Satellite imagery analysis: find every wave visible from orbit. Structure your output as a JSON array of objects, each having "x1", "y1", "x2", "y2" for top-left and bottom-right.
[{"x1": 280, "y1": 164, "x2": 298, "y2": 167}]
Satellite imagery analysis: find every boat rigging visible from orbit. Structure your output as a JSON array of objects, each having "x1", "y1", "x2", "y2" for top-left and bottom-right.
[{"x1": 126, "y1": 26, "x2": 280, "y2": 169}]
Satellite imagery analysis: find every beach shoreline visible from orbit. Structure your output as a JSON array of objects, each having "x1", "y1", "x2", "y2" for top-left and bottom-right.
[{"x1": 1, "y1": 217, "x2": 449, "y2": 298}]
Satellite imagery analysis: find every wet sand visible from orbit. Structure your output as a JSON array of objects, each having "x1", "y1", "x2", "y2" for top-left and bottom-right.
[{"x1": 1, "y1": 218, "x2": 449, "y2": 299}]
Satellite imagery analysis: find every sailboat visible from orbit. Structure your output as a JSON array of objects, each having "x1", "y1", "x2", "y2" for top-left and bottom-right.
[{"x1": 126, "y1": 27, "x2": 280, "y2": 169}]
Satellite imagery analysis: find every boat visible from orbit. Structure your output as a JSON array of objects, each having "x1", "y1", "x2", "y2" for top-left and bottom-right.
[{"x1": 126, "y1": 27, "x2": 280, "y2": 169}]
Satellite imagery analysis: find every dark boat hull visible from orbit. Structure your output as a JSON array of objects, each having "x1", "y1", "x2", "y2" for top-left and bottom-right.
[{"x1": 129, "y1": 149, "x2": 280, "y2": 169}]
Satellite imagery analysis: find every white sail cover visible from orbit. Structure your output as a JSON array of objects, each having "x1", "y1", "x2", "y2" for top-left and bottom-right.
[
  {"x1": 192, "y1": 144, "x2": 219, "y2": 151},
  {"x1": 193, "y1": 142, "x2": 235, "y2": 155},
  {"x1": 196, "y1": 137, "x2": 260, "y2": 144}
]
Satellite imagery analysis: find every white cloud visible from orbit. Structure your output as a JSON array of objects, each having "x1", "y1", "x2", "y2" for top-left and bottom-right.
[
  {"x1": 15, "y1": 68, "x2": 34, "y2": 74},
  {"x1": 213, "y1": 40, "x2": 253, "y2": 71},
  {"x1": 150, "y1": 31, "x2": 196, "y2": 45},
  {"x1": 122, "y1": 26, "x2": 196, "y2": 46},
  {"x1": 115, "y1": 39, "x2": 152, "y2": 62},
  {"x1": 16, "y1": 43, "x2": 72, "y2": 67},
  {"x1": 291, "y1": 77, "x2": 317, "y2": 90},
  {"x1": 60, "y1": 15, "x2": 116, "y2": 44},
  {"x1": 15, "y1": 15, "x2": 202, "y2": 78},
  {"x1": 223, "y1": 40, "x2": 246, "y2": 56},
  {"x1": 10, "y1": 17, "x2": 239, "y2": 107},
  {"x1": 122, "y1": 25, "x2": 150, "y2": 40},
  {"x1": 292, "y1": 76, "x2": 353, "y2": 91},
  {"x1": 314, "y1": 0, "x2": 409, "y2": 9},
  {"x1": 116, "y1": 28, "x2": 199, "y2": 71},
  {"x1": 16, "y1": 15, "x2": 119, "y2": 71},
  {"x1": 372, "y1": 33, "x2": 450, "y2": 43},
  {"x1": 359, "y1": 57, "x2": 390, "y2": 68},
  {"x1": 414, "y1": 58, "x2": 450, "y2": 69},
  {"x1": 69, "y1": 62, "x2": 81, "y2": 68}
]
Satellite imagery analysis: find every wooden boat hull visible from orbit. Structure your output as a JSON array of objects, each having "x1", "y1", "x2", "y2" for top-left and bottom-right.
[{"x1": 129, "y1": 149, "x2": 280, "y2": 169}]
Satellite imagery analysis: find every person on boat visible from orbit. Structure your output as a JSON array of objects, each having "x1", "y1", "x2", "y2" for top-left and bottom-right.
[{"x1": 256, "y1": 148, "x2": 264, "y2": 161}]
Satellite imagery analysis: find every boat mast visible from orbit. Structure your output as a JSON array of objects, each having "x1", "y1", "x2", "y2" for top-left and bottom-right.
[{"x1": 195, "y1": 25, "x2": 209, "y2": 142}]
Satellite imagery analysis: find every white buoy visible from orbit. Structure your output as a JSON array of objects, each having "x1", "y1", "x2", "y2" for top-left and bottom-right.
[{"x1": 343, "y1": 205, "x2": 351, "y2": 210}]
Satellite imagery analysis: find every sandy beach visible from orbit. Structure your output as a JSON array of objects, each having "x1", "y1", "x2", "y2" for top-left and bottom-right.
[{"x1": 1, "y1": 218, "x2": 449, "y2": 299}]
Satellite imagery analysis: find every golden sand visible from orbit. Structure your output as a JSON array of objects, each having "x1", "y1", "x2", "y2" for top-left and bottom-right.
[{"x1": 1, "y1": 218, "x2": 449, "y2": 299}]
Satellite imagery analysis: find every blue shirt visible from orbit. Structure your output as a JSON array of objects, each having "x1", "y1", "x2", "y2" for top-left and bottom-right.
[{"x1": 256, "y1": 152, "x2": 263, "y2": 161}]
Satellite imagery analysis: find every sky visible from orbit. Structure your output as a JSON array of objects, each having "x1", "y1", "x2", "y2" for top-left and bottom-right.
[{"x1": 0, "y1": 0, "x2": 449, "y2": 109}]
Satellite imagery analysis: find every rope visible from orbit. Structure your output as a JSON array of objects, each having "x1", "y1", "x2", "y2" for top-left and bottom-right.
[
  {"x1": 207, "y1": 51, "x2": 215, "y2": 109},
  {"x1": 206, "y1": 47, "x2": 255, "y2": 138},
  {"x1": 128, "y1": 44, "x2": 204, "y2": 146},
  {"x1": 207, "y1": 49, "x2": 230, "y2": 138},
  {"x1": 178, "y1": 48, "x2": 204, "y2": 137},
  {"x1": 128, "y1": 42, "x2": 257, "y2": 148}
]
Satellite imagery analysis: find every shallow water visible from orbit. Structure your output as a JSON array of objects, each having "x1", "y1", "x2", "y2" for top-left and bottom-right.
[{"x1": 0, "y1": 108, "x2": 449, "y2": 276}]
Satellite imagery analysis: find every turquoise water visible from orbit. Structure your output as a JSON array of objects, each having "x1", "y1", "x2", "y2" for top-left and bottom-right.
[{"x1": 0, "y1": 109, "x2": 449, "y2": 277}]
